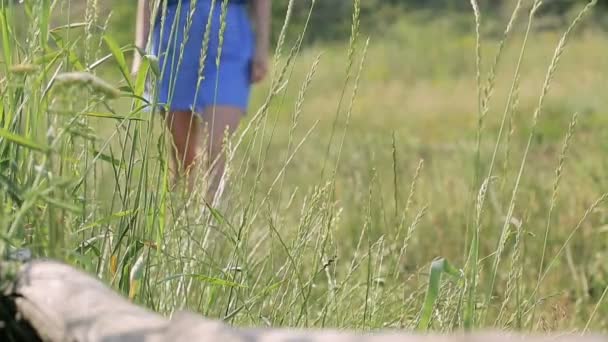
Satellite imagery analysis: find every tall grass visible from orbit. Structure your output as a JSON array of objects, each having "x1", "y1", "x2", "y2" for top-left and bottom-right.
[{"x1": 1, "y1": 0, "x2": 607, "y2": 333}]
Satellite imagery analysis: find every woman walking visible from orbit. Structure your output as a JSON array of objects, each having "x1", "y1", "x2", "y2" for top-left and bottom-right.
[{"x1": 133, "y1": 0, "x2": 270, "y2": 200}]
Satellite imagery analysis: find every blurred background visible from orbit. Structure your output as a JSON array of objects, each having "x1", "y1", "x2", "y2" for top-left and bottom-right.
[
  {"x1": 75, "y1": 1, "x2": 608, "y2": 45},
  {"x1": 2, "y1": 0, "x2": 608, "y2": 332}
]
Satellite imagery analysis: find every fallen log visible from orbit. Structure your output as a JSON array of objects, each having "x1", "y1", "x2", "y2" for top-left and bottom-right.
[{"x1": 0, "y1": 260, "x2": 604, "y2": 342}]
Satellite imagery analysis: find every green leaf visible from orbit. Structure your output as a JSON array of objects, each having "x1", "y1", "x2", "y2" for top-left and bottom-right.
[
  {"x1": 75, "y1": 234, "x2": 106, "y2": 257},
  {"x1": 92, "y1": 148, "x2": 123, "y2": 169},
  {"x1": 84, "y1": 112, "x2": 145, "y2": 122},
  {"x1": 144, "y1": 54, "x2": 160, "y2": 77},
  {"x1": 50, "y1": 22, "x2": 89, "y2": 33},
  {"x1": 134, "y1": 57, "x2": 150, "y2": 97},
  {"x1": 78, "y1": 210, "x2": 137, "y2": 232},
  {"x1": 88, "y1": 53, "x2": 114, "y2": 70},
  {"x1": 48, "y1": 33, "x2": 85, "y2": 71},
  {"x1": 33, "y1": 50, "x2": 62, "y2": 65},
  {"x1": 103, "y1": 35, "x2": 133, "y2": 90},
  {"x1": 0, "y1": 128, "x2": 49, "y2": 152},
  {"x1": 41, "y1": 195, "x2": 83, "y2": 214},
  {"x1": 0, "y1": 9, "x2": 13, "y2": 74},
  {"x1": 39, "y1": 0, "x2": 50, "y2": 49},
  {"x1": 417, "y1": 258, "x2": 462, "y2": 331}
]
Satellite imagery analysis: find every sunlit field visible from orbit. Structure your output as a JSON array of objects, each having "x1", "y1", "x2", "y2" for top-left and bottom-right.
[{"x1": 1, "y1": 0, "x2": 607, "y2": 333}]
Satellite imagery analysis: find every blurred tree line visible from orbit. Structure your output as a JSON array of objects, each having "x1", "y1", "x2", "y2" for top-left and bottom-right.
[
  {"x1": 6, "y1": 0, "x2": 601, "y2": 49},
  {"x1": 274, "y1": 0, "x2": 607, "y2": 43}
]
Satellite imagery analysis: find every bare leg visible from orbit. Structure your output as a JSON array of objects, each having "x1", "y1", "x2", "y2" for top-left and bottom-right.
[
  {"x1": 165, "y1": 111, "x2": 203, "y2": 191},
  {"x1": 199, "y1": 106, "x2": 243, "y2": 202}
]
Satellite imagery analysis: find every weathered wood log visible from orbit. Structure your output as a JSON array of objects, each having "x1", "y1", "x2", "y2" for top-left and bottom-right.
[{"x1": 0, "y1": 260, "x2": 605, "y2": 342}]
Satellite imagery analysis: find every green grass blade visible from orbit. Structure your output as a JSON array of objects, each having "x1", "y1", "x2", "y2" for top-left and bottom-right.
[
  {"x1": 84, "y1": 112, "x2": 145, "y2": 121},
  {"x1": 417, "y1": 258, "x2": 462, "y2": 331},
  {"x1": 103, "y1": 35, "x2": 133, "y2": 90},
  {"x1": 0, "y1": 8, "x2": 12, "y2": 75},
  {"x1": 41, "y1": 195, "x2": 83, "y2": 214},
  {"x1": 39, "y1": 0, "x2": 50, "y2": 49},
  {"x1": 0, "y1": 172, "x2": 23, "y2": 205},
  {"x1": 0, "y1": 128, "x2": 49, "y2": 152},
  {"x1": 91, "y1": 148, "x2": 124, "y2": 169},
  {"x1": 158, "y1": 274, "x2": 245, "y2": 288},
  {"x1": 78, "y1": 210, "x2": 137, "y2": 232},
  {"x1": 144, "y1": 54, "x2": 160, "y2": 77}
]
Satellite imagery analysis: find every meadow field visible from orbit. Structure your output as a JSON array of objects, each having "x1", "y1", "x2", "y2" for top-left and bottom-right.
[{"x1": 1, "y1": 0, "x2": 607, "y2": 334}]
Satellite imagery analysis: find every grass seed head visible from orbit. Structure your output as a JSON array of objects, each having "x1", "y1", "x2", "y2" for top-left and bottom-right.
[{"x1": 53, "y1": 72, "x2": 121, "y2": 99}]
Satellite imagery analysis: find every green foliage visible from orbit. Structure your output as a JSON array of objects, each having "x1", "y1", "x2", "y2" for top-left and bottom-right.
[
  {"x1": 71, "y1": 0, "x2": 608, "y2": 48},
  {"x1": 1, "y1": 0, "x2": 608, "y2": 334},
  {"x1": 270, "y1": 0, "x2": 608, "y2": 43}
]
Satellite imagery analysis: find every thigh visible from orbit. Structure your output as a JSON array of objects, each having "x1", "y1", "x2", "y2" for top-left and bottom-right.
[
  {"x1": 166, "y1": 111, "x2": 201, "y2": 144},
  {"x1": 199, "y1": 106, "x2": 243, "y2": 145}
]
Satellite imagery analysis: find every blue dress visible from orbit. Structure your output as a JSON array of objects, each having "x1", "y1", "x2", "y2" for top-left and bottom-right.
[{"x1": 151, "y1": 0, "x2": 253, "y2": 112}]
